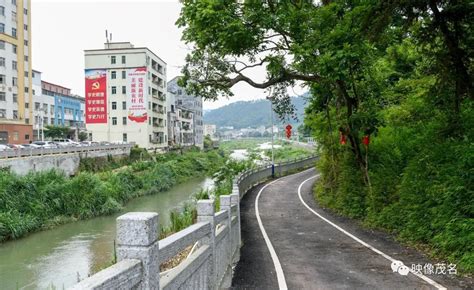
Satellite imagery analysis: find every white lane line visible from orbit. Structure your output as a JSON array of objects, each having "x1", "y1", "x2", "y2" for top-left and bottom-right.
[
  {"x1": 297, "y1": 175, "x2": 447, "y2": 290},
  {"x1": 255, "y1": 179, "x2": 288, "y2": 290}
]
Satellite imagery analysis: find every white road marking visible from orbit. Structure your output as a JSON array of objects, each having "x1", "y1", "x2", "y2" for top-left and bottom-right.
[
  {"x1": 297, "y1": 175, "x2": 447, "y2": 290},
  {"x1": 255, "y1": 179, "x2": 288, "y2": 290}
]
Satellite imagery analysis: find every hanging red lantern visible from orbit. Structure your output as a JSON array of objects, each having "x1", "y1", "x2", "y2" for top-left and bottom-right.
[
  {"x1": 362, "y1": 135, "x2": 370, "y2": 147},
  {"x1": 339, "y1": 132, "x2": 347, "y2": 145},
  {"x1": 285, "y1": 124, "x2": 292, "y2": 139}
]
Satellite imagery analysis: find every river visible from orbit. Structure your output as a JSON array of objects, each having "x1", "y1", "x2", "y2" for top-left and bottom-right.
[{"x1": 0, "y1": 177, "x2": 213, "y2": 290}]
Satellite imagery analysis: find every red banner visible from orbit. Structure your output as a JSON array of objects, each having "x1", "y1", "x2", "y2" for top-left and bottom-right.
[{"x1": 85, "y1": 69, "x2": 107, "y2": 124}]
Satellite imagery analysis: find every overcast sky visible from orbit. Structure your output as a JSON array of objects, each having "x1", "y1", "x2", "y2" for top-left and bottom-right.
[{"x1": 32, "y1": 0, "x2": 305, "y2": 110}]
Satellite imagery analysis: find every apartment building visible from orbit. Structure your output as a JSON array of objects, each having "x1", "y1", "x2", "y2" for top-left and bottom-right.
[
  {"x1": 203, "y1": 124, "x2": 217, "y2": 139},
  {"x1": 32, "y1": 73, "x2": 86, "y2": 140},
  {"x1": 0, "y1": 0, "x2": 32, "y2": 144},
  {"x1": 167, "y1": 76, "x2": 203, "y2": 148},
  {"x1": 84, "y1": 42, "x2": 167, "y2": 148}
]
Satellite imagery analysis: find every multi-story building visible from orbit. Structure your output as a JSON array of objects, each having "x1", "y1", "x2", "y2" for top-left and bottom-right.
[
  {"x1": 32, "y1": 75, "x2": 86, "y2": 140},
  {"x1": 0, "y1": 0, "x2": 33, "y2": 144},
  {"x1": 84, "y1": 42, "x2": 168, "y2": 148},
  {"x1": 203, "y1": 124, "x2": 216, "y2": 139},
  {"x1": 167, "y1": 76, "x2": 203, "y2": 148}
]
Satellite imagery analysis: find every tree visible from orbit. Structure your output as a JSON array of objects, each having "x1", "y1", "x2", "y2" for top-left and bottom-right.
[
  {"x1": 44, "y1": 125, "x2": 70, "y2": 139},
  {"x1": 78, "y1": 132, "x2": 88, "y2": 142}
]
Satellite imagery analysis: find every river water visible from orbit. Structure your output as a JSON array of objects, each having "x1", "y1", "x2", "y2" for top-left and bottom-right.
[{"x1": 0, "y1": 177, "x2": 213, "y2": 290}]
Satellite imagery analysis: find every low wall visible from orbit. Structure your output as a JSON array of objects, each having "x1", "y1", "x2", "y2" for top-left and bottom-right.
[
  {"x1": 0, "y1": 145, "x2": 132, "y2": 176},
  {"x1": 70, "y1": 155, "x2": 318, "y2": 289}
]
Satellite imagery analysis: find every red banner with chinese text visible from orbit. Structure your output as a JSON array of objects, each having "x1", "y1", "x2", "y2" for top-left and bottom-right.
[{"x1": 85, "y1": 69, "x2": 107, "y2": 124}]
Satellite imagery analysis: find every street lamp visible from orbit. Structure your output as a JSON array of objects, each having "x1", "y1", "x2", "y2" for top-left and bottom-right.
[{"x1": 267, "y1": 88, "x2": 275, "y2": 178}]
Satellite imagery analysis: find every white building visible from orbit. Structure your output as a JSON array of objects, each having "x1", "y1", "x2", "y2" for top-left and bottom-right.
[
  {"x1": 167, "y1": 77, "x2": 203, "y2": 148},
  {"x1": 203, "y1": 124, "x2": 216, "y2": 139},
  {"x1": 84, "y1": 42, "x2": 167, "y2": 148}
]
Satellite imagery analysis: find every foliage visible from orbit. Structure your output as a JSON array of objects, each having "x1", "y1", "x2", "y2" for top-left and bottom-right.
[
  {"x1": 78, "y1": 132, "x2": 88, "y2": 141},
  {"x1": 264, "y1": 142, "x2": 313, "y2": 163},
  {"x1": 178, "y1": 0, "x2": 473, "y2": 273},
  {"x1": 43, "y1": 125, "x2": 71, "y2": 139},
  {"x1": 204, "y1": 96, "x2": 307, "y2": 129},
  {"x1": 0, "y1": 150, "x2": 226, "y2": 242}
]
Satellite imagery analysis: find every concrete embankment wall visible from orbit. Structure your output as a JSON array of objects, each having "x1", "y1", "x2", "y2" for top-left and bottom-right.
[{"x1": 0, "y1": 146, "x2": 131, "y2": 176}]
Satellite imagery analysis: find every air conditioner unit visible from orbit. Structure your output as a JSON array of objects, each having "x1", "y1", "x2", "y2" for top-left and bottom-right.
[{"x1": 8, "y1": 87, "x2": 12, "y2": 92}]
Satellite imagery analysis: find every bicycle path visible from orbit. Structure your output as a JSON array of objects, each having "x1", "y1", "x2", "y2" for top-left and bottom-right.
[{"x1": 231, "y1": 168, "x2": 472, "y2": 289}]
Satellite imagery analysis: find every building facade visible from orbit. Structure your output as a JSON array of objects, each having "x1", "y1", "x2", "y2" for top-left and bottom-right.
[
  {"x1": 167, "y1": 76, "x2": 203, "y2": 148},
  {"x1": 84, "y1": 42, "x2": 167, "y2": 148},
  {"x1": 32, "y1": 77, "x2": 85, "y2": 140},
  {"x1": 0, "y1": 0, "x2": 33, "y2": 144},
  {"x1": 203, "y1": 124, "x2": 216, "y2": 139}
]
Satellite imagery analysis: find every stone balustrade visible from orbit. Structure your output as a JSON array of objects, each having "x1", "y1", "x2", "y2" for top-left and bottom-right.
[{"x1": 70, "y1": 155, "x2": 318, "y2": 289}]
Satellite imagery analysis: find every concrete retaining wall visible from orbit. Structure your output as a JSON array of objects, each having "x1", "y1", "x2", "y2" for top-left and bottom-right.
[
  {"x1": 70, "y1": 155, "x2": 317, "y2": 290},
  {"x1": 0, "y1": 145, "x2": 132, "y2": 176}
]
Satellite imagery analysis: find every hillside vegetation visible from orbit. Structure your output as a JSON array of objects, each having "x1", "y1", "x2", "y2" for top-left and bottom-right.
[{"x1": 204, "y1": 95, "x2": 307, "y2": 129}]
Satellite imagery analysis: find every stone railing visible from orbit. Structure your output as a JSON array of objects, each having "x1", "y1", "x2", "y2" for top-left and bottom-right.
[
  {"x1": 70, "y1": 155, "x2": 317, "y2": 289},
  {"x1": 0, "y1": 144, "x2": 134, "y2": 159}
]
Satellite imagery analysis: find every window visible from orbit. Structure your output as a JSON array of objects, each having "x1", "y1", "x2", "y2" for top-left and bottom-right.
[
  {"x1": 12, "y1": 94, "x2": 17, "y2": 103},
  {"x1": 0, "y1": 75, "x2": 5, "y2": 84},
  {"x1": 12, "y1": 11, "x2": 16, "y2": 21},
  {"x1": 12, "y1": 61, "x2": 17, "y2": 70},
  {"x1": 112, "y1": 101, "x2": 117, "y2": 110},
  {"x1": 122, "y1": 117, "x2": 127, "y2": 125},
  {"x1": 0, "y1": 23, "x2": 4, "y2": 34},
  {"x1": 24, "y1": 102, "x2": 28, "y2": 108},
  {"x1": 50, "y1": 105, "x2": 54, "y2": 113},
  {"x1": 12, "y1": 131, "x2": 18, "y2": 141},
  {"x1": 122, "y1": 86, "x2": 126, "y2": 94},
  {"x1": 0, "y1": 92, "x2": 5, "y2": 101},
  {"x1": 24, "y1": 8, "x2": 27, "y2": 15},
  {"x1": 0, "y1": 57, "x2": 4, "y2": 67},
  {"x1": 24, "y1": 40, "x2": 28, "y2": 46},
  {"x1": 112, "y1": 117, "x2": 117, "y2": 125},
  {"x1": 122, "y1": 101, "x2": 126, "y2": 110},
  {"x1": 0, "y1": 109, "x2": 5, "y2": 118},
  {"x1": 24, "y1": 24, "x2": 27, "y2": 31},
  {"x1": 122, "y1": 70, "x2": 126, "y2": 79},
  {"x1": 123, "y1": 133, "x2": 127, "y2": 142},
  {"x1": 0, "y1": 6, "x2": 4, "y2": 16},
  {"x1": 0, "y1": 41, "x2": 4, "y2": 49},
  {"x1": 12, "y1": 77, "x2": 17, "y2": 86},
  {"x1": 11, "y1": 0, "x2": 16, "y2": 6},
  {"x1": 111, "y1": 71, "x2": 116, "y2": 79},
  {"x1": 111, "y1": 86, "x2": 116, "y2": 94},
  {"x1": 24, "y1": 71, "x2": 28, "y2": 77},
  {"x1": 34, "y1": 102, "x2": 40, "y2": 110},
  {"x1": 43, "y1": 103, "x2": 47, "y2": 112},
  {"x1": 24, "y1": 55, "x2": 28, "y2": 62},
  {"x1": 121, "y1": 55, "x2": 126, "y2": 64},
  {"x1": 25, "y1": 134, "x2": 29, "y2": 140},
  {"x1": 12, "y1": 110, "x2": 18, "y2": 119},
  {"x1": 111, "y1": 56, "x2": 116, "y2": 64},
  {"x1": 12, "y1": 28, "x2": 16, "y2": 38},
  {"x1": 24, "y1": 86, "x2": 28, "y2": 92},
  {"x1": 12, "y1": 45, "x2": 16, "y2": 54}
]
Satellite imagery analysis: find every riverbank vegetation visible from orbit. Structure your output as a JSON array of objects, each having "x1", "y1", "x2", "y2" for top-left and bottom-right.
[
  {"x1": 0, "y1": 150, "x2": 225, "y2": 242},
  {"x1": 176, "y1": 1, "x2": 472, "y2": 273}
]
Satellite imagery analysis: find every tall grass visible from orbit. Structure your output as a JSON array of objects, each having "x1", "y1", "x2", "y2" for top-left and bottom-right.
[{"x1": 0, "y1": 150, "x2": 225, "y2": 242}]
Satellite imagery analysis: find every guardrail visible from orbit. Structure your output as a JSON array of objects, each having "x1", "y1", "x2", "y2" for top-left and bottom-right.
[
  {"x1": 0, "y1": 144, "x2": 134, "y2": 159},
  {"x1": 71, "y1": 155, "x2": 318, "y2": 289}
]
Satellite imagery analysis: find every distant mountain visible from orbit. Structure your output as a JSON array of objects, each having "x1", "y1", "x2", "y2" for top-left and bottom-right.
[{"x1": 204, "y1": 94, "x2": 309, "y2": 129}]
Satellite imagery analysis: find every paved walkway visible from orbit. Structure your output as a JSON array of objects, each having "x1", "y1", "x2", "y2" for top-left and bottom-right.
[{"x1": 232, "y1": 168, "x2": 472, "y2": 289}]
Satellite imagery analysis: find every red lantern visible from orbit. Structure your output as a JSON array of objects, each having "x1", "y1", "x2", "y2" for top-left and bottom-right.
[
  {"x1": 285, "y1": 124, "x2": 292, "y2": 139},
  {"x1": 339, "y1": 132, "x2": 347, "y2": 145},
  {"x1": 362, "y1": 135, "x2": 370, "y2": 147}
]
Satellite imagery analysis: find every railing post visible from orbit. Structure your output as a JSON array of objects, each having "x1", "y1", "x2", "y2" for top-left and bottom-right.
[
  {"x1": 197, "y1": 200, "x2": 216, "y2": 289},
  {"x1": 230, "y1": 192, "x2": 241, "y2": 263},
  {"x1": 219, "y1": 195, "x2": 232, "y2": 288},
  {"x1": 116, "y1": 212, "x2": 160, "y2": 289}
]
